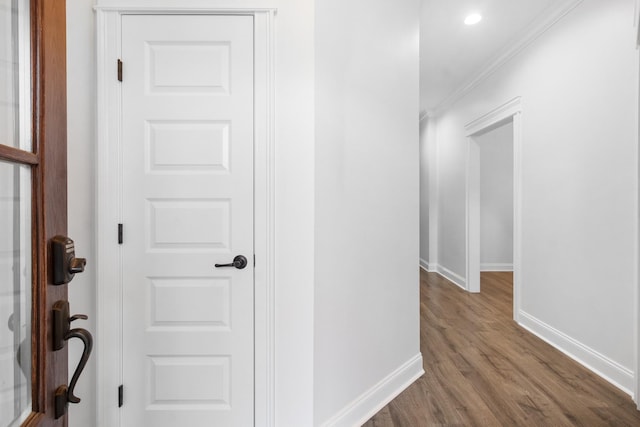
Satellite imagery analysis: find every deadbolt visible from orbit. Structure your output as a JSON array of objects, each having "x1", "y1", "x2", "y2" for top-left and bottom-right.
[{"x1": 51, "y1": 235, "x2": 86, "y2": 285}]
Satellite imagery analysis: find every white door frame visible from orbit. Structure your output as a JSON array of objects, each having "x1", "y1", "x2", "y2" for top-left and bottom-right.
[
  {"x1": 635, "y1": 0, "x2": 640, "y2": 408},
  {"x1": 633, "y1": 0, "x2": 640, "y2": 407},
  {"x1": 94, "y1": 4, "x2": 276, "y2": 426},
  {"x1": 464, "y1": 97, "x2": 522, "y2": 320},
  {"x1": 635, "y1": 0, "x2": 640, "y2": 409}
]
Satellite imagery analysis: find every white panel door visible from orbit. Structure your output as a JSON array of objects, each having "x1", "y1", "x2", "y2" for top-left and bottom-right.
[{"x1": 120, "y1": 15, "x2": 254, "y2": 427}]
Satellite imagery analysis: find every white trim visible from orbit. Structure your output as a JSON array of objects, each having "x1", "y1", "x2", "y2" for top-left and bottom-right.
[
  {"x1": 636, "y1": 0, "x2": 640, "y2": 409},
  {"x1": 435, "y1": 265, "x2": 467, "y2": 290},
  {"x1": 480, "y1": 263, "x2": 513, "y2": 272},
  {"x1": 464, "y1": 97, "x2": 522, "y2": 137},
  {"x1": 419, "y1": 258, "x2": 435, "y2": 272},
  {"x1": 425, "y1": 263, "x2": 469, "y2": 291},
  {"x1": 95, "y1": 7, "x2": 276, "y2": 427},
  {"x1": 95, "y1": 0, "x2": 277, "y2": 12},
  {"x1": 252, "y1": 11, "x2": 276, "y2": 426},
  {"x1": 319, "y1": 354, "x2": 424, "y2": 427},
  {"x1": 433, "y1": 0, "x2": 583, "y2": 115},
  {"x1": 465, "y1": 133, "x2": 481, "y2": 293},
  {"x1": 427, "y1": 116, "x2": 439, "y2": 273},
  {"x1": 637, "y1": 153, "x2": 640, "y2": 408},
  {"x1": 512, "y1": 112, "x2": 524, "y2": 323},
  {"x1": 635, "y1": 0, "x2": 640, "y2": 48},
  {"x1": 518, "y1": 311, "x2": 635, "y2": 396},
  {"x1": 637, "y1": 229, "x2": 640, "y2": 407},
  {"x1": 95, "y1": 10, "x2": 123, "y2": 427},
  {"x1": 464, "y1": 98, "x2": 522, "y2": 321}
]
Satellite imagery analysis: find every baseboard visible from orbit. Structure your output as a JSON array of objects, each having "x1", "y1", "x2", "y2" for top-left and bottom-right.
[
  {"x1": 419, "y1": 258, "x2": 434, "y2": 272},
  {"x1": 480, "y1": 263, "x2": 514, "y2": 272},
  {"x1": 518, "y1": 310, "x2": 634, "y2": 396},
  {"x1": 320, "y1": 353, "x2": 424, "y2": 427},
  {"x1": 435, "y1": 264, "x2": 467, "y2": 290}
]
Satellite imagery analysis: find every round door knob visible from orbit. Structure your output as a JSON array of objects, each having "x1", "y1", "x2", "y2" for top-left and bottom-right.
[{"x1": 232, "y1": 255, "x2": 248, "y2": 269}]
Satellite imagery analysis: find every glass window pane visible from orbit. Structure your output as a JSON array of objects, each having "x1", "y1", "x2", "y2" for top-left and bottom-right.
[
  {"x1": 0, "y1": 161, "x2": 32, "y2": 427},
  {"x1": 0, "y1": 0, "x2": 31, "y2": 151}
]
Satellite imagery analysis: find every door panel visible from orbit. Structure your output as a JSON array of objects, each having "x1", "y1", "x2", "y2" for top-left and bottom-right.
[{"x1": 120, "y1": 15, "x2": 255, "y2": 426}]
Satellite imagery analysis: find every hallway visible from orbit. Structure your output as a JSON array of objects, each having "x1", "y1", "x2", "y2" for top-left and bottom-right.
[{"x1": 364, "y1": 271, "x2": 640, "y2": 426}]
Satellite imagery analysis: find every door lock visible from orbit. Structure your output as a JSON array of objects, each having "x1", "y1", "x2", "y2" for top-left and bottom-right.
[{"x1": 51, "y1": 235, "x2": 86, "y2": 285}]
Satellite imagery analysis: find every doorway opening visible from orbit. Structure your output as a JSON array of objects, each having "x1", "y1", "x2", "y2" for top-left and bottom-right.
[
  {"x1": 465, "y1": 97, "x2": 522, "y2": 321},
  {"x1": 478, "y1": 120, "x2": 514, "y2": 275}
]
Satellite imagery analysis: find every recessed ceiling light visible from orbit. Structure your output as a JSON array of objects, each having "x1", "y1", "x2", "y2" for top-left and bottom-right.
[{"x1": 464, "y1": 13, "x2": 482, "y2": 25}]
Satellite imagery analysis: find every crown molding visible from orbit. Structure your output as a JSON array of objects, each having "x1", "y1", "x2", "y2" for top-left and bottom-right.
[{"x1": 432, "y1": 0, "x2": 583, "y2": 117}]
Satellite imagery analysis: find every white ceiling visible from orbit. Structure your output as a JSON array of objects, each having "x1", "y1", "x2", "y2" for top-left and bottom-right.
[{"x1": 420, "y1": 0, "x2": 575, "y2": 114}]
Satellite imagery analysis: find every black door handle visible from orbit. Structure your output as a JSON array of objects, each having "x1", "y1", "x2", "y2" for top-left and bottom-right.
[
  {"x1": 62, "y1": 328, "x2": 93, "y2": 402},
  {"x1": 53, "y1": 301, "x2": 87, "y2": 351},
  {"x1": 215, "y1": 255, "x2": 248, "y2": 270},
  {"x1": 52, "y1": 301, "x2": 93, "y2": 418},
  {"x1": 55, "y1": 327, "x2": 93, "y2": 418}
]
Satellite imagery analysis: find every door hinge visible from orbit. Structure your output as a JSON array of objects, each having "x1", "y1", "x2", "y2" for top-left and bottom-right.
[
  {"x1": 118, "y1": 384, "x2": 123, "y2": 407},
  {"x1": 117, "y1": 59, "x2": 123, "y2": 82},
  {"x1": 118, "y1": 223, "x2": 123, "y2": 244}
]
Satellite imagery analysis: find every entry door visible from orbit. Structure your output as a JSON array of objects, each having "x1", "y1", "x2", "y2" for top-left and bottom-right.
[
  {"x1": 1, "y1": 0, "x2": 91, "y2": 425},
  {"x1": 120, "y1": 15, "x2": 255, "y2": 426}
]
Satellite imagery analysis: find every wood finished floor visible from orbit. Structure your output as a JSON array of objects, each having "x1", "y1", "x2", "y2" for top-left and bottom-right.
[{"x1": 363, "y1": 270, "x2": 640, "y2": 427}]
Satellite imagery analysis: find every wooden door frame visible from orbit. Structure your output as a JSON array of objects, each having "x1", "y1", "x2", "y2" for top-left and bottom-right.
[
  {"x1": 463, "y1": 97, "x2": 523, "y2": 321},
  {"x1": 94, "y1": 5, "x2": 276, "y2": 426}
]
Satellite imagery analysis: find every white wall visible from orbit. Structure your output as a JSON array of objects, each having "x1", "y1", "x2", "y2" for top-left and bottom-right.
[
  {"x1": 67, "y1": 1, "x2": 316, "y2": 425},
  {"x1": 431, "y1": 0, "x2": 638, "y2": 392},
  {"x1": 314, "y1": 0, "x2": 422, "y2": 425},
  {"x1": 420, "y1": 116, "x2": 430, "y2": 266},
  {"x1": 68, "y1": 0, "x2": 422, "y2": 425},
  {"x1": 270, "y1": 2, "x2": 316, "y2": 425},
  {"x1": 66, "y1": 2, "x2": 96, "y2": 426},
  {"x1": 477, "y1": 121, "x2": 514, "y2": 270}
]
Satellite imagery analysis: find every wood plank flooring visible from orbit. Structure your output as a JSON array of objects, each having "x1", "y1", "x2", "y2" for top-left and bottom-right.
[{"x1": 363, "y1": 270, "x2": 640, "y2": 427}]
